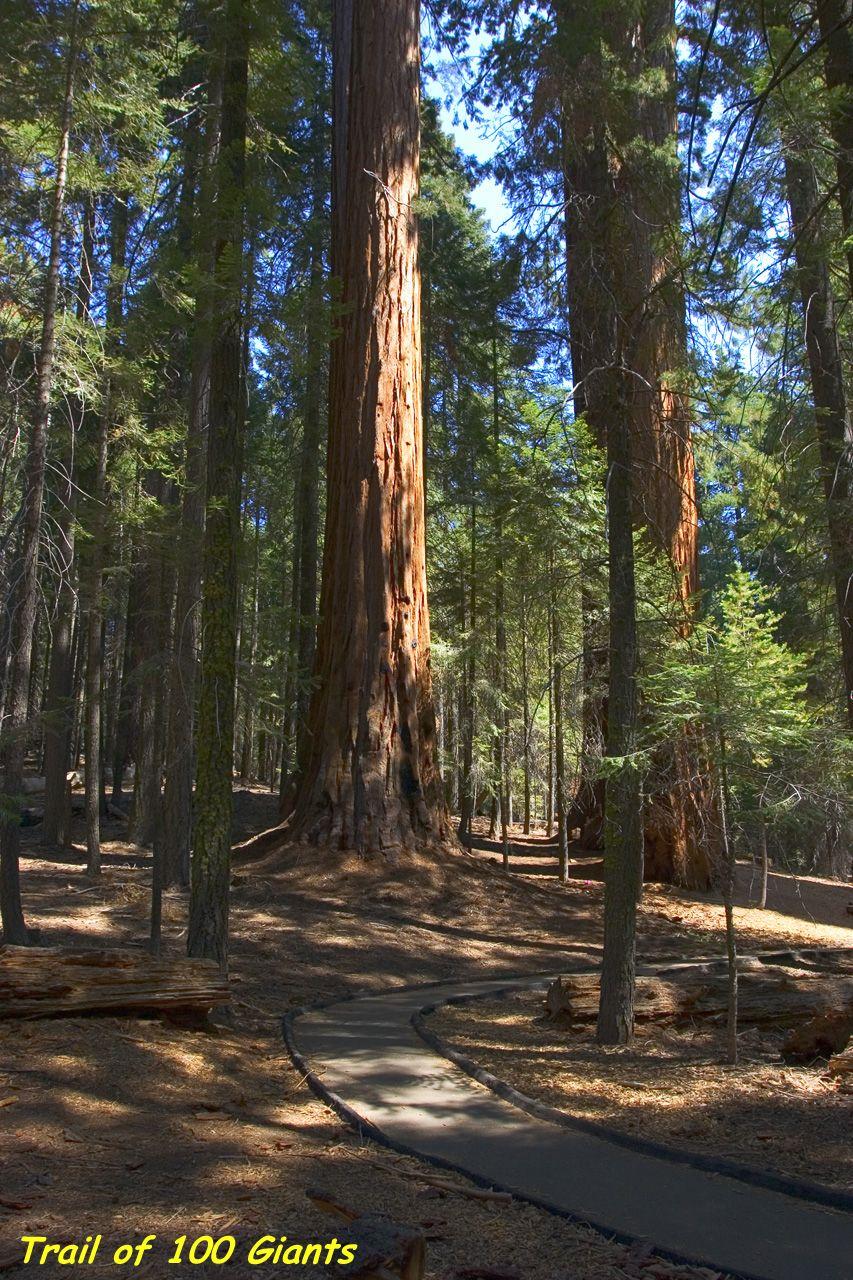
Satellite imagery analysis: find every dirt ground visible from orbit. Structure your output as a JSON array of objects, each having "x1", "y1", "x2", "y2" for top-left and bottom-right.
[{"x1": 1, "y1": 800, "x2": 851, "y2": 1279}]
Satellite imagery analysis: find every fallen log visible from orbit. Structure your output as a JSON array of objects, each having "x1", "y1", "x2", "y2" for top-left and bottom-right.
[
  {"x1": 782, "y1": 1009, "x2": 853, "y2": 1062},
  {"x1": 544, "y1": 968, "x2": 853, "y2": 1028},
  {"x1": 0, "y1": 946, "x2": 229, "y2": 1020},
  {"x1": 827, "y1": 1046, "x2": 853, "y2": 1077}
]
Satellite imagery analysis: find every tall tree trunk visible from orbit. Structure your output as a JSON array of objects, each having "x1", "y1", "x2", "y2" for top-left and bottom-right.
[
  {"x1": 816, "y1": 0, "x2": 853, "y2": 293},
  {"x1": 550, "y1": 555, "x2": 569, "y2": 883},
  {"x1": 277, "y1": 497, "x2": 302, "y2": 815},
  {"x1": 128, "y1": 471, "x2": 166, "y2": 847},
  {"x1": 290, "y1": 0, "x2": 446, "y2": 853},
  {"x1": 714, "y1": 718, "x2": 738, "y2": 1065},
  {"x1": 42, "y1": 199, "x2": 94, "y2": 846},
  {"x1": 546, "y1": 580, "x2": 554, "y2": 838},
  {"x1": 85, "y1": 189, "x2": 128, "y2": 876},
  {"x1": 758, "y1": 807, "x2": 769, "y2": 910},
  {"x1": 187, "y1": 0, "x2": 249, "y2": 967},
  {"x1": 161, "y1": 66, "x2": 220, "y2": 886},
  {"x1": 557, "y1": 0, "x2": 712, "y2": 886},
  {"x1": 161, "y1": 345, "x2": 208, "y2": 882},
  {"x1": 493, "y1": 332, "x2": 509, "y2": 868},
  {"x1": 0, "y1": 0, "x2": 79, "y2": 942},
  {"x1": 240, "y1": 495, "x2": 261, "y2": 779},
  {"x1": 111, "y1": 530, "x2": 140, "y2": 802},
  {"x1": 597, "y1": 361, "x2": 643, "y2": 1046},
  {"x1": 520, "y1": 590, "x2": 531, "y2": 834},
  {"x1": 293, "y1": 102, "x2": 328, "y2": 776},
  {"x1": 626, "y1": 0, "x2": 712, "y2": 887},
  {"x1": 458, "y1": 504, "x2": 477, "y2": 838},
  {"x1": 784, "y1": 149, "x2": 853, "y2": 725},
  {"x1": 278, "y1": 0, "x2": 334, "y2": 812}
]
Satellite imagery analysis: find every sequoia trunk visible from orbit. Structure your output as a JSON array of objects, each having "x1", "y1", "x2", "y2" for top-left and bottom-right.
[{"x1": 289, "y1": 0, "x2": 446, "y2": 853}]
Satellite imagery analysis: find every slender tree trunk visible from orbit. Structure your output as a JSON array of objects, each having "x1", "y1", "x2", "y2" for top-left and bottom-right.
[
  {"x1": 521, "y1": 590, "x2": 531, "y2": 834},
  {"x1": 817, "y1": 0, "x2": 853, "y2": 293},
  {"x1": 716, "y1": 724, "x2": 738, "y2": 1065},
  {"x1": 493, "y1": 333, "x2": 509, "y2": 869},
  {"x1": 459, "y1": 504, "x2": 477, "y2": 838},
  {"x1": 149, "y1": 504, "x2": 176, "y2": 947},
  {"x1": 758, "y1": 809, "x2": 769, "y2": 910},
  {"x1": 161, "y1": 66, "x2": 220, "y2": 886},
  {"x1": 293, "y1": 101, "x2": 328, "y2": 777},
  {"x1": 103, "y1": 552, "x2": 127, "y2": 775},
  {"x1": 546, "y1": 581, "x2": 554, "y2": 838},
  {"x1": 290, "y1": 0, "x2": 446, "y2": 852},
  {"x1": 240, "y1": 496, "x2": 261, "y2": 779},
  {"x1": 448, "y1": 678, "x2": 459, "y2": 812},
  {"x1": 558, "y1": 0, "x2": 712, "y2": 887},
  {"x1": 129, "y1": 472, "x2": 167, "y2": 847},
  {"x1": 0, "y1": 0, "x2": 79, "y2": 942},
  {"x1": 550, "y1": 556, "x2": 569, "y2": 883},
  {"x1": 112, "y1": 533, "x2": 140, "y2": 802},
  {"x1": 277, "y1": 504, "x2": 301, "y2": 815},
  {"x1": 161, "y1": 354, "x2": 208, "y2": 881},
  {"x1": 281, "y1": 0, "x2": 345, "y2": 818},
  {"x1": 42, "y1": 200, "x2": 94, "y2": 846},
  {"x1": 276, "y1": 92, "x2": 327, "y2": 813},
  {"x1": 597, "y1": 361, "x2": 643, "y2": 1046},
  {"x1": 626, "y1": 0, "x2": 712, "y2": 886},
  {"x1": 85, "y1": 189, "x2": 128, "y2": 876},
  {"x1": 188, "y1": 0, "x2": 249, "y2": 967},
  {"x1": 577, "y1": 589, "x2": 606, "y2": 847},
  {"x1": 784, "y1": 149, "x2": 853, "y2": 725}
]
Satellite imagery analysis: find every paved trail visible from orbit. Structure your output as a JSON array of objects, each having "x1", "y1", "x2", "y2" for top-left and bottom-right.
[{"x1": 287, "y1": 975, "x2": 853, "y2": 1280}]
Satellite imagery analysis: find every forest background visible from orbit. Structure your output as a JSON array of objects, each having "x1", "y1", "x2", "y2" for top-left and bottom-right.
[{"x1": 0, "y1": 0, "x2": 850, "y2": 968}]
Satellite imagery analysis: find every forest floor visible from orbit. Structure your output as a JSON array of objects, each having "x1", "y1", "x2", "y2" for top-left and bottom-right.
[{"x1": 2, "y1": 792, "x2": 851, "y2": 1280}]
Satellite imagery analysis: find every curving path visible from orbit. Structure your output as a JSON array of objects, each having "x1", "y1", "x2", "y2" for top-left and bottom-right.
[{"x1": 285, "y1": 972, "x2": 853, "y2": 1280}]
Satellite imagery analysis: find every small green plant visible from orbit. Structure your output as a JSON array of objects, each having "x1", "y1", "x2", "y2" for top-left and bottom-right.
[{"x1": 647, "y1": 567, "x2": 812, "y2": 1062}]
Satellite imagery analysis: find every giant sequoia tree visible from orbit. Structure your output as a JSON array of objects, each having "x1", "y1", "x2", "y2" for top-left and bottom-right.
[{"x1": 288, "y1": 0, "x2": 447, "y2": 853}]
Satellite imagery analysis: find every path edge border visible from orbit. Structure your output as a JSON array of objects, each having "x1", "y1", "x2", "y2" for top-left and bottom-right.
[
  {"x1": 282, "y1": 978, "x2": 787, "y2": 1280},
  {"x1": 411, "y1": 972, "x2": 853, "y2": 1216}
]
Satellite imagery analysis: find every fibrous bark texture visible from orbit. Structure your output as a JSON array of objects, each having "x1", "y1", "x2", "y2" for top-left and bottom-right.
[
  {"x1": 290, "y1": 0, "x2": 447, "y2": 855},
  {"x1": 0, "y1": 947, "x2": 229, "y2": 1020}
]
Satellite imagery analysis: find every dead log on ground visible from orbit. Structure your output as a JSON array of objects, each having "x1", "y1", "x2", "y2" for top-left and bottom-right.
[
  {"x1": 544, "y1": 968, "x2": 853, "y2": 1028},
  {"x1": 782, "y1": 1009, "x2": 853, "y2": 1061},
  {"x1": 0, "y1": 946, "x2": 229, "y2": 1020},
  {"x1": 827, "y1": 1045, "x2": 853, "y2": 1077}
]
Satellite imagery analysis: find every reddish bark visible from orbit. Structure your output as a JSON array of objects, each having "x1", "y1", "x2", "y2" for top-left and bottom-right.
[{"x1": 289, "y1": 0, "x2": 447, "y2": 854}]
